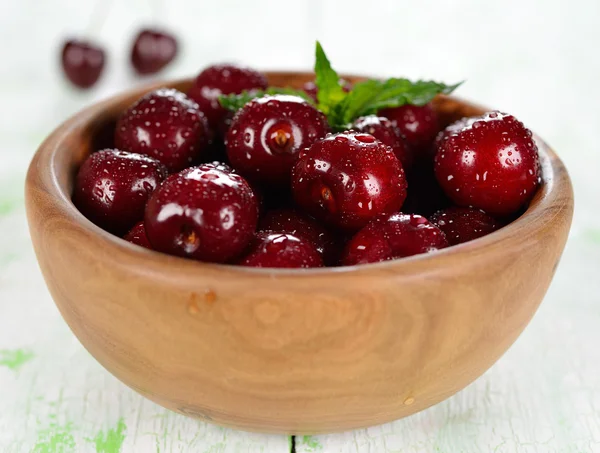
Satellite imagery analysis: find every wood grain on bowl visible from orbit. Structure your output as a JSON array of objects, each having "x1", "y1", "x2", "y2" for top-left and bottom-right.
[{"x1": 25, "y1": 73, "x2": 573, "y2": 434}]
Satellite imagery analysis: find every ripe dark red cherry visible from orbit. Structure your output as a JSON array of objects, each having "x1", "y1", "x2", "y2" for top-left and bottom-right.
[
  {"x1": 434, "y1": 111, "x2": 541, "y2": 216},
  {"x1": 351, "y1": 115, "x2": 413, "y2": 169},
  {"x1": 115, "y1": 88, "x2": 210, "y2": 172},
  {"x1": 188, "y1": 64, "x2": 268, "y2": 131},
  {"x1": 238, "y1": 232, "x2": 323, "y2": 268},
  {"x1": 380, "y1": 103, "x2": 440, "y2": 156},
  {"x1": 124, "y1": 222, "x2": 152, "y2": 249},
  {"x1": 430, "y1": 207, "x2": 499, "y2": 245},
  {"x1": 342, "y1": 213, "x2": 448, "y2": 265},
  {"x1": 61, "y1": 39, "x2": 105, "y2": 89},
  {"x1": 73, "y1": 149, "x2": 167, "y2": 235},
  {"x1": 131, "y1": 28, "x2": 178, "y2": 75},
  {"x1": 302, "y1": 78, "x2": 352, "y2": 101},
  {"x1": 259, "y1": 209, "x2": 335, "y2": 262},
  {"x1": 226, "y1": 95, "x2": 329, "y2": 185},
  {"x1": 292, "y1": 132, "x2": 407, "y2": 230},
  {"x1": 144, "y1": 164, "x2": 258, "y2": 263}
]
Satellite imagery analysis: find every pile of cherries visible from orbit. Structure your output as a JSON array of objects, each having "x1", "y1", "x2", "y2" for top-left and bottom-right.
[{"x1": 73, "y1": 64, "x2": 541, "y2": 268}]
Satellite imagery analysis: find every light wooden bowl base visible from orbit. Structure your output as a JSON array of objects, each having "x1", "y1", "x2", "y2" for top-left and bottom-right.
[{"x1": 25, "y1": 73, "x2": 573, "y2": 434}]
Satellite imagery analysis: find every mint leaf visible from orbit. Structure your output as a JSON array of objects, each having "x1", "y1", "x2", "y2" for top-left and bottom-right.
[
  {"x1": 366, "y1": 79, "x2": 462, "y2": 112},
  {"x1": 314, "y1": 41, "x2": 347, "y2": 117},
  {"x1": 331, "y1": 79, "x2": 381, "y2": 127},
  {"x1": 218, "y1": 87, "x2": 314, "y2": 112},
  {"x1": 332, "y1": 78, "x2": 462, "y2": 128},
  {"x1": 219, "y1": 42, "x2": 462, "y2": 134}
]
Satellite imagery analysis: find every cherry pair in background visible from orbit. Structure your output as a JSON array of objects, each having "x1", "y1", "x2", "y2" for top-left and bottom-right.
[{"x1": 61, "y1": 28, "x2": 178, "y2": 89}]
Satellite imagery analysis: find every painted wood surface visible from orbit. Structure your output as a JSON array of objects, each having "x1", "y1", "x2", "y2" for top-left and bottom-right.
[{"x1": 1, "y1": 0, "x2": 599, "y2": 451}]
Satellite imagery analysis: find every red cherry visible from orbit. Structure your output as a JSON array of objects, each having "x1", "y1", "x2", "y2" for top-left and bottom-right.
[
  {"x1": 380, "y1": 104, "x2": 440, "y2": 158},
  {"x1": 131, "y1": 28, "x2": 178, "y2": 75},
  {"x1": 61, "y1": 39, "x2": 105, "y2": 89},
  {"x1": 226, "y1": 95, "x2": 330, "y2": 186},
  {"x1": 292, "y1": 132, "x2": 407, "y2": 230},
  {"x1": 238, "y1": 232, "x2": 323, "y2": 268},
  {"x1": 342, "y1": 213, "x2": 448, "y2": 265},
  {"x1": 145, "y1": 164, "x2": 258, "y2": 263},
  {"x1": 188, "y1": 64, "x2": 268, "y2": 131},
  {"x1": 434, "y1": 111, "x2": 541, "y2": 216},
  {"x1": 430, "y1": 207, "x2": 499, "y2": 245},
  {"x1": 115, "y1": 88, "x2": 210, "y2": 172},
  {"x1": 259, "y1": 209, "x2": 336, "y2": 263},
  {"x1": 124, "y1": 222, "x2": 152, "y2": 249},
  {"x1": 73, "y1": 149, "x2": 167, "y2": 235},
  {"x1": 351, "y1": 115, "x2": 413, "y2": 169}
]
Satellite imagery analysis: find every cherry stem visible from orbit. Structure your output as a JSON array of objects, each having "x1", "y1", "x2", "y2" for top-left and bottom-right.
[
  {"x1": 273, "y1": 130, "x2": 289, "y2": 148},
  {"x1": 85, "y1": 0, "x2": 114, "y2": 38},
  {"x1": 320, "y1": 185, "x2": 337, "y2": 213}
]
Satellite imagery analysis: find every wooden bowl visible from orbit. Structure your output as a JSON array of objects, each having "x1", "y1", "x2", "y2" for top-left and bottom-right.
[{"x1": 25, "y1": 73, "x2": 573, "y2": 434}]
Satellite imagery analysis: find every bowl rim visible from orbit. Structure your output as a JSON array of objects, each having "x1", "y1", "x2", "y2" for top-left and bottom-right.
[{"x1": 27, "y1": 73, "x2": 573, "y2": 279}]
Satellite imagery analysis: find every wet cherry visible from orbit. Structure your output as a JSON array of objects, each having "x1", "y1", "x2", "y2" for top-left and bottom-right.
[
  {"x1": 124, "y1": 221, "x2": 152, "y2": 249},
  {"x1": 115, "y1": 88, "x2": 210, "y2": 172},
  {"x1": 292, "y1": 132, "x2": 407, "y2": 230},
  {"x1": 238, "y1": 232, "x2": 323, "y2": 268},
  {"x1": 380, "y1": 103, "x2": 440, "y2": 158},
  {"x1": 188, "y1": 64, "x2": 268, "y2": 132},
  {"x1": 73, "y1": 149, "x2": 167, "y2": 235},
  {"x1": 434, "y1": 111, "x2": 540, "y2": 216},
  {"x1": 342, "y1": 213, "x2": 448, "y2": 265},
  {"x1": 259, "y1": 208, "x2": 336, "y2": 263},
  {"x1": 144, "y1": 163, "x2": 258, "y2": 263},
  {"x1": 351, "y1": 115, "x2": 413, "y2": 169},
  {"x1": 226, "y1": 95, "x2": 329, "y2": 185},
  {"x1": 430, "y1": 207, "x2": 499, "y2": 245}
]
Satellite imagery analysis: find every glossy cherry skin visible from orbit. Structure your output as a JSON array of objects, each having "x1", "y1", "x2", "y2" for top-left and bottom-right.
[
  {"x1": 342, "y1": 213, "x2": 448, "y2": 265},
  {"x1": 131, "y1": 28, "x2": 178, "y2": 75},
  {"x1": 351, "y1": 115, "x2": 413, "y2": 169},
  {"x1": 145, "y1": 164, "x2": 258, "y2": 263},
  {"x1": 302, "y1": 78, "x2": 352, "y2": 102},
  {"x1": 73, "y1": 149, "x2": 167, "y2": 235},
  {"x1": 259, "y1": 208, "x2": 336, "y2": 263},
  {"x1": 226, "y1": 95, "x2": 330, "y2": 186},
  {"x1": 434, "y1": 111, "x2": 541, "y2": 216},
  {"x1": 238, "y1": 232, "x2": 323, "y2": 268},
  {"x1": 430, "y1": 207, "x2": 499, "y2": 245},
  {"x1": 61, "y1": 39, "x2": 105, "y2": 89},
  {"x1": 188, "y1": 64, "x2": 268, "y2": 131},
  {"x1": 292, "y1": 132, "x2": 407, "y2": 230},
  {"x1": 380, "y1": 104, "x2": 440, "y2": 157},
  {"x1": 115, "y1": 88, "x2": 210, "y2": 172},
  {"x1": 124, "y1": 221, "x2": 152, "y2": 249}
]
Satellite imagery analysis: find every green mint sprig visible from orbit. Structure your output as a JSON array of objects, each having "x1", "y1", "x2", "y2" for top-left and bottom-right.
[
  {"x1": 218, "y1": 41, "x2": 462, "y2": 130},
  {"x1": 313, "y1": 41, "x2": 462, "y2": 129},
  {"x1": 330, "y1": 78, "x2": 461, "y2": 127},
  {"x1": 314, "y1": 41, "x2": 348, "y2": 118}
]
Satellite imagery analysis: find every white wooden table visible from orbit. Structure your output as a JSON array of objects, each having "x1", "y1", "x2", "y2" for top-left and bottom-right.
[{"x1": 1, "y1": 0, "x2": 599, "y2": 451}]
